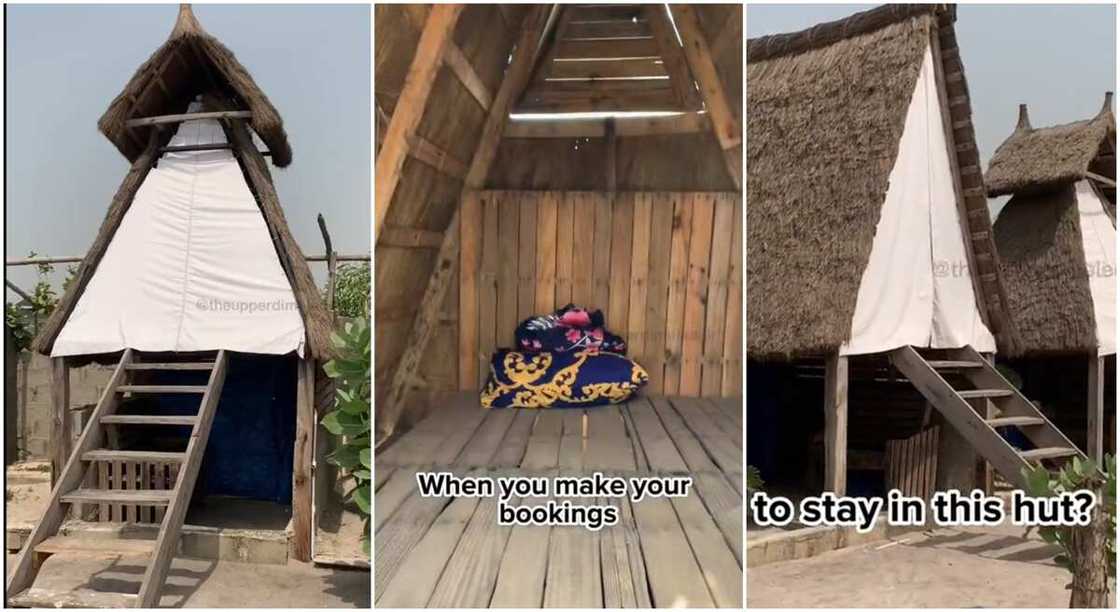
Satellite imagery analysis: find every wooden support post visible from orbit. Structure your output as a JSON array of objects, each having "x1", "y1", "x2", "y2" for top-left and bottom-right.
[
  {"x1": 669, "y1": 5, "x2": 742, "y2": 191},
  {"x1": 823, "y1": 352, "x2": 848, "y2": 495},
  {"x1": 291, "y1": 357, "x2": 316, "y2": 562},
  {"x1": 1088, "y1": 355, "x2": 1104, "y2": 462},
  {"x1": 317, "y1": 214, "x2": 337, "y2": 318},
  {"x1": 49, "y1": 358, "x2": 70, "y2": 487},
  {"x1": 605, "y1": 118, "x2": 618, "y2": 193},
  {"x1": 643, "y1": 5, "x2": 702, "y2": 110},
  {"x1": 374, "y1": 4, "x2": 464, "y2": 238}
]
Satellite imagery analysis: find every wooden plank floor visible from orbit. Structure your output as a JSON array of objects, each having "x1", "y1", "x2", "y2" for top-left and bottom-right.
[{"x1": 375, "y1": 394, "x2": 743, "y2": 608}]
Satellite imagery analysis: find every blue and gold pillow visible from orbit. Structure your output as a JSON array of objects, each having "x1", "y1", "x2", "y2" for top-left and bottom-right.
[{"x1": 481, "y1": 349, "x2": 648, "y2": 408}]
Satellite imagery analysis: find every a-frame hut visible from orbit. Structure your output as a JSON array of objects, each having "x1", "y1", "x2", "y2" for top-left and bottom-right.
[
  {"x1": 746, "y1": 4, "x2": 1086, "y2": 499},
  {"x1": 375, "y1": 4, "x2": 744, "y2": 607},
  {"x1": 986, "y1": 95, "x2": 1117, "y2": 461},
  {"x1": 9, "y1": 5, "x2": 332, "y2": 607}
]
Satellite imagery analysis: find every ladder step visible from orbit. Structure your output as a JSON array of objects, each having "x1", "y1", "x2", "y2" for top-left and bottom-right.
[
  {"x1": 958, "y1": 389, "x2": 1013, "y2": 399},
  {"x1": 987, "y1": 416, "x2": 1045, "y2": 428},
  {"x1": 81, "y1": 450, "x2": 186, "y2": 463},
  {"x1": 927, "y1": 360, "x2": 983, "y2": 369},
  {"x1": 101, "y1": 415, "x2": 198, "y2": 426},
  {"x1": 117, "y1": 385, "x2": 208, "y2": 394},
  {"x1": 35, "y1": 534, "x2": 156, "y2": 558},
  {"x1": 1020, "y1": 447, "x2": 1079, "y2": 462},
  {"x1": 125, "y1": 362, "x2": 214, "y2": 371},
  {"x1": 8, "y1": 587, "x2": 138, "y2": 609},
  {"x1": 61, "y1": 488, "x2": 175, "y2": 506}
]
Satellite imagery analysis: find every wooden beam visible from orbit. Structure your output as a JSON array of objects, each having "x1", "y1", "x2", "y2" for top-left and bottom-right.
[
  {"x1": 527, "y1": 6, "x2": 574, "y2": 89},
  {"x1": 669, "y1": 5, "x2": 742, "y2": 190},
  {"x1": 708, "y1": 11, "x2": 742, "y2": 61},
  {"x1": 381, "y1": 209, "x2": 461, "y2": 438},
  {"x1": 125, "y1": 110, "x2": 251, "y2": 128},
  {"x1": 49, "y1": 358, "x2": 70, "y2": 487},
  {"x1": 317, "y1": 214, "x2": 337, "y2": 315},
  {"x1": 374, "y1": 4, "x2": 464, "y2": 238},
  {"x1": 465, "y1": 5, "x2": 551, "y2": 189},
  {"x1": 406, "y1": 134, "x2": 469, "y2": 179},
  {"x1": 381, "y1": 7, "x2": 550, "y2": 436},
  {"x1": 605, "y1": 118, "x2": 617, "y2": 192},
  {"x1": 1088, "y1": 355, "x2": 1104, "y2": 462},
  {"x1": 444, "y1": 44, "x2": 493, "y2": 111},
  {"x1": 823, "y1": 352, "x2": 848, "y2": 495},
  {"x1": 378, "y1": 225, "x2": 444, "y2": 249},
  {"x1": 1085, "y1": 170, "x2": 1117, "y2": 188},
  {"x1": 643, "y1": 5, "x2": 702, "y2": 110},
  {"x1": 290, "y1": 357, "x2": 316, "y2": 562},
  {"x1": 505, "y1": 112, "x2": 710, "y2": 139}
]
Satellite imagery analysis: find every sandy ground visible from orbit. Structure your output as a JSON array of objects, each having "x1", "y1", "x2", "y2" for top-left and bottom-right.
[
  {"x1": 748, "y1": 520, "x2": 1116, "y2": 608},
  {"x1": 6, "y1": 462, "x2": 369, "y2": 607},
  {"x1": 6, "y1": 461, "x2": 51, "y2": 524},
  {"x1": 6, "y1": 553, "x2": 369, "y2": 608}
]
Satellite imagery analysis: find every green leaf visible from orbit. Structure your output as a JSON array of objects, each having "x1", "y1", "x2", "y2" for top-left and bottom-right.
[
  {"x1": 360, "y1": 448, "x2": 372, "y2": 469},
  {"x1": 352, "y1": 483, "x2": 371, "y2": 514}
]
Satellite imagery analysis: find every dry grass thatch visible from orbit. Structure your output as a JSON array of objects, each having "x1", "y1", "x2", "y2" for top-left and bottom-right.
[
  {"x1": 746, "y1": 6, "x2": 941, "y2": 358},
  {"x1": 992, "y1": 184, "x2": 1098, "y2": 356},
  {"x1": 98, "y1": 5, "x2": 292, "y2": 168},
  {"x1": 986, "y1": 100, "x2": 1115, "y2": 197}
]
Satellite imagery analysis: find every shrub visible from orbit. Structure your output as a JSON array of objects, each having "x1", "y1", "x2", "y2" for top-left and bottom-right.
[{"x1": 321, "y1": 317, "x2": 371, "y2": 554}]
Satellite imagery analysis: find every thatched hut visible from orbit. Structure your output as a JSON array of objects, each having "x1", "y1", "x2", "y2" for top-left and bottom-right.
[
  {"x1": 375, "y1": 4, "x2": 743, "y2": 607},
  {"x1": 746, "y1": 4, "x2": 1082, "y2": 499},
  {"x1": 987, "y1": 95, "x2": 1117, "y2": 460},
  {"x1": 9, "y1": 5, "x2": 334, "y2": 607}
]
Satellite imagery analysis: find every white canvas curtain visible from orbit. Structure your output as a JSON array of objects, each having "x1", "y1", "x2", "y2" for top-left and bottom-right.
[
  {"x1": 842, "y1": 43, "x2": 996, "y2": 356},
  {"x1": 52, "y1": 116, "x2": 306, "y2": 357},
  {"x1": 1075, "y1": 179, "x2": 1117, "y2": 356}
]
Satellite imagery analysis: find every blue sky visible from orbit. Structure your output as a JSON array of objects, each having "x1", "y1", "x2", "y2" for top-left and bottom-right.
[
  {"x1": 747, "y1": 4, "x2": 1116, "y2": 215},
  {"x1": 6, "y1": 4, "x2": 370, "y2": 293}
]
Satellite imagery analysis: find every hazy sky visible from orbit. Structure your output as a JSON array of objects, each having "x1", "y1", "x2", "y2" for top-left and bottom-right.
[
  {"x1": 6, "y1": 4, "x2": 370, "y2": 295},
  {"x1": 747, "y1": 4, "x2": 1116, "y2": 215}
]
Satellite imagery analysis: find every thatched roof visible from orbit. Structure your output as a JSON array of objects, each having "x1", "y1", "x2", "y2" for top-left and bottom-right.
[
  {"x1": 99, "y1": 4, "x2": 292, "y2": 167},
  {"x1": 992, "y1": 184, "x2": 1098, "y2": 356},
  {"x1": 986, "y1": 95, "x2": 1115, "y2": 197},
  {"x1": 34, "y1": 97, "x2": 331, "y2": 360},
  {"x1": 746, "y1": 5, "x2": 948, "y2": 358}
]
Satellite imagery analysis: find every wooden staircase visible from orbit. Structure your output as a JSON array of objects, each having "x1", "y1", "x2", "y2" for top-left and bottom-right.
[
  {"x1": 890, "y1": 345, "x2": 1085, "y2": 490},
  {"x1": 6, "y1": 349, "x2": 228, "y2": 608}
]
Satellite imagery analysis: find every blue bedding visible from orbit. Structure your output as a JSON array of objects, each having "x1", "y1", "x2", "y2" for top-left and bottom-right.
[{"x1": 481, "y1": 349, "x2": 647, "y2": 408}]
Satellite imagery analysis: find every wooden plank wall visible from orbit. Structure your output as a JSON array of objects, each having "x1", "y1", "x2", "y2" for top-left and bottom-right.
[{"x1": 459, "y1": 191, "x2": 742, "y2": 398}]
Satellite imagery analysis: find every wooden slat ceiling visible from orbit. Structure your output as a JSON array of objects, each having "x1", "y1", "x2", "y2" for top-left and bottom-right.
[{"x1": 516, "y1": 4, "x2": 701, "y2": 114}]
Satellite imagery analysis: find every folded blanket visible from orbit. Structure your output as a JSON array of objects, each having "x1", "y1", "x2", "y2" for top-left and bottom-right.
[
  {"x1": 515, "y1": 304, "x2": 627, "y2": 354},
  {"x1": 481, "y1": 349, "x2": 648, "y2": 408}
]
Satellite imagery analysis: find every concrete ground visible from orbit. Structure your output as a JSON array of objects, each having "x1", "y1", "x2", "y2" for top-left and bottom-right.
[
  {"x1": 6, "y1": 553, "x2": 370, "y2": 608},
  {"x1": 748, "y1": 520, "x2": 1116, "y2": 608}
]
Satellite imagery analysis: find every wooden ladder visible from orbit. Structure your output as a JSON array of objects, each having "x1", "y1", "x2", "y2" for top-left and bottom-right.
[
  {"x1": 890, "y1": 345, "x2": 1086, "y2": 490},
  {"x1": 6, "y1": 348, "x2": 229, "y2": 608}
]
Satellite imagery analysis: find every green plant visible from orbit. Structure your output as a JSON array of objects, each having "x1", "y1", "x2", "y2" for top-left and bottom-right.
[
  {"x1": 1023, "y1": 454, "x2": 1116, "y2": 607},
  {"x1": 321, "y1": 317, "x2": 371, "y2": 555},
  {"x1": 330, "y1": 263, "x2": 370, "y2": 319},
  {"x1": 4, "y1": 255, "x2": 77, "y2": 352},
  {"x1": 747, "y1": 465, "x2": 764, "y2": 491}
]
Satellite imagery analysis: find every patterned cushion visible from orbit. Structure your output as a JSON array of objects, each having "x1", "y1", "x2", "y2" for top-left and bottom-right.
[{"x1": 481, "y1": 349, "x2": 648, "y2": 409}]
